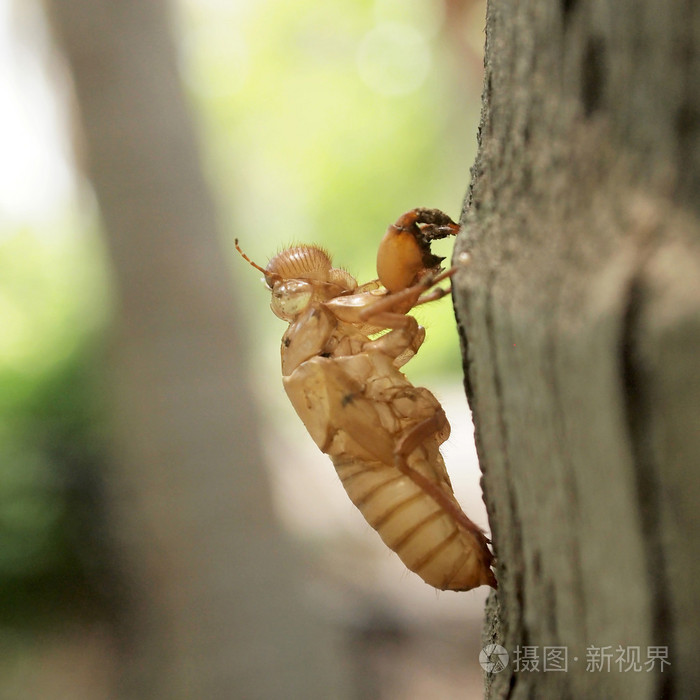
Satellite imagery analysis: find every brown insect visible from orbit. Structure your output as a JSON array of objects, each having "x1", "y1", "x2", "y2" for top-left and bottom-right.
[{"x1": 236, "y1": 208, "x2": 496, "y2": 591}]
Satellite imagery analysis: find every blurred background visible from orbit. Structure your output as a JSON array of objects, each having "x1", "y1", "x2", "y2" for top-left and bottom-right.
[{"x1": 0, "y1": 0, "x2": 488, "y2": 697}]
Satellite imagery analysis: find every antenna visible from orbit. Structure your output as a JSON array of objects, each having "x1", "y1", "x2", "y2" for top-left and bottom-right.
[{"x1": 234, "y1": 239, "x2": 281, "y2": 283}]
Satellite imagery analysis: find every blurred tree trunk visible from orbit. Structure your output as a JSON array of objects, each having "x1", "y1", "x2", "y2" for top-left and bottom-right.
[
  {"x1": 453, "y1": 1, "x2": 699, "y2": 698},
  {"x1": 46, "y1": 1, "x2": 347, "y2": 697}
]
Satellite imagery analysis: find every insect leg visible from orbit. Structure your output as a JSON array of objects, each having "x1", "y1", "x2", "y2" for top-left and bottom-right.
[
  {"x1": 362, "y1": 314, "x2": 425, "y2": 366},
  {"x1": 377, "y1": 209, "x2": 460, "y2": 292},
  {"x1": 413, "y1": 284, "x2": 452, "y2": 307},
  {"x1": 359, "y1": 265, "x2": 460, "y2": 322},
  {"x1": 393, "y1": 410, "x2": 489, "y2": 541}
]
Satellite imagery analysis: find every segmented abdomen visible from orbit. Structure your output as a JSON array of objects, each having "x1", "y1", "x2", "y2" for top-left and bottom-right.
[{"x1": 333, "y1": 455, "x2": 494, "y2": 591}]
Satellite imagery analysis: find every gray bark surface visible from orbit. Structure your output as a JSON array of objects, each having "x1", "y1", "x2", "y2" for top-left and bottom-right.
[
  {"x1": 46, "y1": 1, "x2": 347, "y2": 697},
  {"x1": 452, "y1": 1, "x2": 700, "y2": 698}
]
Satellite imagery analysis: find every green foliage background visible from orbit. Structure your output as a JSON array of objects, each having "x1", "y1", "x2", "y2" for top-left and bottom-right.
[{"x1": 0, "y1": 0, "x2": 484, "y2": 624}]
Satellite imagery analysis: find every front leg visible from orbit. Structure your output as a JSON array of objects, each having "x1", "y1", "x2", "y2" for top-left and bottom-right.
[
  {"x1": 354, "y1": 265, "x2": 458, "y2": 365},
  {"x1": 360, "y1": 264, "x2": 459, "y2": 322},
  {"x1": 361, "y1": 314, "x2": 426, "y2": 367},
  {"x1": 377, "y1": 209, "x2": 460, "y2": 293}
]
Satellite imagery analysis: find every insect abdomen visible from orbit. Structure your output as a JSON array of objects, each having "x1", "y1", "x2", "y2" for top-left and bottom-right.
[{"x1": 334, "y1": 458, "x2": 494, "y2": 591}]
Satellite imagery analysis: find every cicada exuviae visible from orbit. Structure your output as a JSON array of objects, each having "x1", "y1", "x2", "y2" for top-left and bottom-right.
[{"x1": 237, "y1": 208, "x2": 496, "y2": 591}]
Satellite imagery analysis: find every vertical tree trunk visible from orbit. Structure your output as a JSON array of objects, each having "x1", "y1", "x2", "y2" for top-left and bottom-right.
[
  {"x1": 453, "y1": 1, "x2": 700, "y2": 697},
  {"x1": 46, "y1": 1, "x2": 347, "y2": 697}
]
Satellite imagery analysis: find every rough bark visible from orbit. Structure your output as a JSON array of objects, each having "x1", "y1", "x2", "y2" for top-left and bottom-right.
[
  {"x1": 46, "y1": 0, "x2": 347, "y2": 697},
  {"x1": 453, "y1": 1, "x2": 700, "y2": 698}
]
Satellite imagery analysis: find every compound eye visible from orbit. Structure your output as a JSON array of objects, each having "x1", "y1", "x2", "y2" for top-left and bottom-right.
[{"x1": 270, "y1": 279, "x2": 313, "y2": 319}]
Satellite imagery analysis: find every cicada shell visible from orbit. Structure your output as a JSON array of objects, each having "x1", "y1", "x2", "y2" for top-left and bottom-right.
[{"x1": 237, "y1": 209, "x2": 496, "y2": 591}]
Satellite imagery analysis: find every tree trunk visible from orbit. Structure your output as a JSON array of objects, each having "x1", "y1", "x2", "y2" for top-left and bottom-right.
[
  {"x1": 46, "y1": 0, "x2": 347, "y2": 697},
  {"x1": 453, "y1": 1, "x2": 700, "y2": 698}
]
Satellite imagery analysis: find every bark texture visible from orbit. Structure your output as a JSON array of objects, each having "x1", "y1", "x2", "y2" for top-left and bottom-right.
[
  {"x1": 46, "y1": 1, "x2": 347, "y2": 697},
  {"x1": 452, "y1": 1, "x2": 700, "y2": 698}
]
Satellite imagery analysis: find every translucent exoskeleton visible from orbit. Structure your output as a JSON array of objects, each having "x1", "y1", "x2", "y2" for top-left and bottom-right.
[{"x1": 237, "y1": 209, "x2": 496, "y2": 591}]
